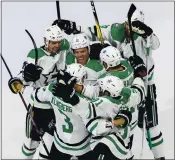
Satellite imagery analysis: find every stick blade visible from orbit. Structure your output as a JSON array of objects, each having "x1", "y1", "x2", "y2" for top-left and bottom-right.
[{"x1": 127, "y1": 3, "x2": 136, "y2": 20}]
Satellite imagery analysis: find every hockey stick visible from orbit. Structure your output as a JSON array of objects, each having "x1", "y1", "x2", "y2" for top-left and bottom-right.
[
  {"x1": 127, "y1": 3, "x2": 137, "y2": 57},
  {"x1": 90, "y1": 1, "x2": 104, "y2": 45},
  {"x1": 25, "y1": 29, "x2": 38, "y2": 65},
  {"x1": 145, "y1": 36, "x2": 152, "y2": 149},
  {"x1": 56, "y1": 1, "x2": 61, "y2": 20},
  {"x1": 1, "y1": 54, "x2": 50, "y2": 156},
  {"x1": 127, "y1": 4, "x2": 152, "y2": 158},
  {"x1": 1, "y1": 54, "x2": 28, "y2": 108}
]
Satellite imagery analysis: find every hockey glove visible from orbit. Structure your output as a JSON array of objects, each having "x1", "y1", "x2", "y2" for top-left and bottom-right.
[
  {"x1": 89, "y1": 43, "x2": 110, "y2": 60},
  {"x1": 23, "y1": 63, "x2": 43, "y2": 82},
  {"x1": 114, "y1": 110, "x2": 132, "y2": 128},
  {"x1": 52, "y1": 82, "x2": 79, "y2": 106},
  {"x1": 132, "y1": 21, "x2": 153, "y2": 38},
  {"x1": 52, "y1": 19, "x2": 80, "y2": 35},
  {"x1": 129, "y1": 55, "x2": 147, "y2": 78},
  {"x1": 8, "y1": 77, "x2": 23, "y2": 94},
  {"x1": 57, "y1": 70, "x2": 77, "y2": 88}
]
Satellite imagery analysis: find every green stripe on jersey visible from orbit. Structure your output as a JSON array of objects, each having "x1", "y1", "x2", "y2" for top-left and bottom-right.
[
  {"x1": 54, "y1": 135, "x2": 90, "y2": 151},
  {"x1": 105, "y1": 135, "x2": 128, "y2": 155}
]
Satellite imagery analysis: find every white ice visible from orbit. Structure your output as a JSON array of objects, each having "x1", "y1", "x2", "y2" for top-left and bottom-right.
[{"x1": 1, "y1": 2, "x2": 174, "y2": 159}]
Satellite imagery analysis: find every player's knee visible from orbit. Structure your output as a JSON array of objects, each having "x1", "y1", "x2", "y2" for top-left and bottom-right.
[{"x1": 93, "y1": 142, "x2": 121, "y2": 160}]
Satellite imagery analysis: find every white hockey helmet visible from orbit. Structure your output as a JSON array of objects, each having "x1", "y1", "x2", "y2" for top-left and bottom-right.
[
  {"x1": 97, "y1": 75, "x2": 124, "y2": 97},
  {"x1": 100, "y1": 46, "x2": 121, "y2": 70},
  {"x1": 66, "y1": 63, "x2": 87, "y2": 85},
  {"x1": 71, "y1": 33, "x2": 90, "y2": 52},
  {"x1": 131, "y1": 9, "x2": 145, "y2": 23},
  {"x1": 44, "y1": 25, "x2": 64, "y2": 48}
]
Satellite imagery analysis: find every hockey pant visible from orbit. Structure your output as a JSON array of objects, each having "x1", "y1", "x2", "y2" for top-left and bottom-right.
[
  {"x1": 138, "y1": 84, "x2": 165, "y2": 158},
  {"x1": 50, "y1": 143, "x2": 95, "y2": 160},
  {"x1": 22, "y1": 106, "x2": 55, "y2": 159},
  {"x1": 93, "y1": 133, "x2": 130, "y2": 160}
]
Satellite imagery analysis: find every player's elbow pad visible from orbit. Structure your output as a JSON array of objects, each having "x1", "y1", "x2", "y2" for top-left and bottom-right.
[
  {"x1": 131, "y1": 77, "x2": 146, "y2": 102},
  {"x1": 86, "y1": 118, "x2": 113, "y2": 136}
]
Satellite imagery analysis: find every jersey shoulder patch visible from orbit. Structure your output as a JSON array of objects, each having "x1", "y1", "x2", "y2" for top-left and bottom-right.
[
  {"x1": 110, "y1": 22, "x2": 126, "y2": 43},
  {"x1": 60, "y1": 39, "x2": 70, "y2": 51},
  {"x1": 85, "y1": 59, "x2": 104, "y2": 72},
  {"x1": 27, "y1": 48, "x2": 45, "y2": 59},
  {"x1": 66, "y1": 52, "x2": 75, "y2": 65}
]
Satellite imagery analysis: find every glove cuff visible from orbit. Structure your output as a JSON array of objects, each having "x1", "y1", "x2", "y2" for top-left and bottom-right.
[
  {"x1": 63, "y1": 94, "x2": 80, "y2": 106},
  {"x1": 8, "y1": 77, "x2": 23, "y2": 94},
  {"x1": 115, "y1": 110, "x2": 132, "y2": 128}
]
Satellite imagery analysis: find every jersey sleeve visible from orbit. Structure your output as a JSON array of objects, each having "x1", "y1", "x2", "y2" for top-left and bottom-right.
[
  {"x1": 30, "y1": 83, "x2": 54, "y2": 109},
  {"x1": 146, "y1": 33, "x2": 160, "y2": 50},
  {"x1": 66, "y1": 51, "x2": 75, "y2": 65},
  {"x1": 80, "y1": 24, "x2": 118, "y2": 48},
  {"x1": 75, "y1": 98, "x2": 113, "y2": 136},
  {"x1": 118, "y1": 77, "x2": 146, "y2": 108},
  {"x1": 82, "y1": 83, "x2": 100, "y2": 99}
]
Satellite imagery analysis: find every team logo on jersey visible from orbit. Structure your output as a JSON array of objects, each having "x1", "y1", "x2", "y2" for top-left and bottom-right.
[{"x1": 43, "y1": 65, "x2": 59, "y2": 85}]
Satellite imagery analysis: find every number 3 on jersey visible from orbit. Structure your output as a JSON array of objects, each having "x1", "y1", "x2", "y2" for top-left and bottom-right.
[{"x1": 59, "y1": 110, "x2": 73, "y2": 133}]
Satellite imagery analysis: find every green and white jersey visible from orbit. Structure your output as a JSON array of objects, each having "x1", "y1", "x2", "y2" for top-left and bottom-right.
[
  {"x1": 82, "y1": 59, "x2": 134, "y2": 98},
  {"x1": 89, "y1": 77, "x2": 145, "y2": 148},
  {"x1": 24, "y1": 39, "x2": 70, "y2": 87},
  {"x1": 19, "y1": 39, "x2": 70, "y2": 105},
  {"x1": 82, "y1": 59, "x2": 134, "y2": 99},
  {"x1": 99, "y1": 59, "x2": 134, "y2": 87},
  {"x1": 30, "y1": 83, "x2": 113, "y2": 156},
  {"x1": 66, "y1": 52, "x2": 106, "y2": 85},
  {"x1": 81, "y1": 23, "x2": 160, "y2": 85},
  {"x1": 89, "y1": 95, "x2": 139, "y2": 159}
]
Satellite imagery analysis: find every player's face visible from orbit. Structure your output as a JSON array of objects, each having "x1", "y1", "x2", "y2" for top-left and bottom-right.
[
  {"x1": 102, "y1": 61, "x2": 108, "y2": 70},
  {"x1": 48, "y1": 40, "x2": 62, "y2": 53},
  {"x1": 74, "y1": 47, "x2": 89, "y2": 65}
]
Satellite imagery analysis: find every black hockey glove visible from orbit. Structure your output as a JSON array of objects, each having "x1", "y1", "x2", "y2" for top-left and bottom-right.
[
  {"x1": 114, "y1": 109, "x2": 132, "y2": 128},
  {"x1": 56, "y1": 70, "x2": 77, "y2": 88},
  {"x1": 52, "y1": 19, "x2": 80, "y2": 35},
  {"x1": 129, "y1": 55, "x2": 147, "y2": 78},
  {"x1": 23, "y1": 63, "x2": 43, "y2": 82},
  {"x1": 89, "y1": 43, "x2": 110, "y2": 60},
  {"x1": 52, "y1": 82, "x2": 79, "y2": 106},
  {"x1": 132, "y1": 21, "x2": 153, "y2": 38},
  {"x1": 8, "y1": 77, "x2": 23, "y2": 94}
]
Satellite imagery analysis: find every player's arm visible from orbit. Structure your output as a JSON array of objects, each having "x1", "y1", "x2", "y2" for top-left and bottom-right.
[
  {"x1": 121, "y1": 77, "x2": 146, "y2": 107},
  {"x1": 52, "y1": 19, "x2": 112, "y2": 42},
  {"x1": 75, "y1": 101, "x2": 114, "y2": 136},
  {"x1": 8, "y1": 49, "x2": 43, "y2": 94},
  {"x1": 131, "y1": 20, "x2": 160, "y2": 50},
  {"x1": 30, "y1": 84, "x2": 54, "y2": 108},
  {"x1": 74, "y1": 83, "x2": 100, "y2": 99}
]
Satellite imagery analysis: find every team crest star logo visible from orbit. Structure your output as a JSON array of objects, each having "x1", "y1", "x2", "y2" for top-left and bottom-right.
[{"x1": 42, "y1": 65, "x2": 59, "y2": 85}]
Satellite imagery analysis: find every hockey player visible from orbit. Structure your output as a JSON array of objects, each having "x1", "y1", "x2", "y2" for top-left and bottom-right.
[
  {"x1": 30, "y1": 63, "x2": 122, "y2": 160},
  {"x1": 59, "y1": 63, "x2": 146, "y2": 160},
  {"x1": 65, "y1": 45, "x2": 146, "y2": 159},
  {"x1": 92, "y1": 75, "x2": 146, "y2": 160},
  {"x1": 66, "y1": 32, "x2": 107, "y2": 85},
  {"x1": 8, "y1": 25, "x2": 70, "y2": 159},
  {"x1": 54, "y1": 7, "x2": 165, "y2": 159}
]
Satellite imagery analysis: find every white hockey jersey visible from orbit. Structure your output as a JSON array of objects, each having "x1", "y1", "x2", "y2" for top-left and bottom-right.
[
  {"x1": 80, "y1": 23, "x2": 160, "y2": 85},
  {"x1": 30, "y1": 83, "x2": 114, "y2": 156},
  {"x1": 19, "y1": 40, "x2": 70, "y2": 105}
]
